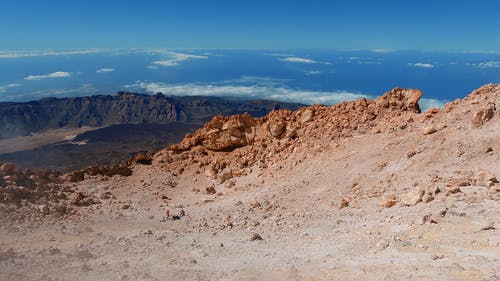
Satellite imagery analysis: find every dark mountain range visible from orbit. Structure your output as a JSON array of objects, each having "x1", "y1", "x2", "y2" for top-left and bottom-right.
[{"x1": 0, "y1": 92, "x2": 303, "y2": 139}]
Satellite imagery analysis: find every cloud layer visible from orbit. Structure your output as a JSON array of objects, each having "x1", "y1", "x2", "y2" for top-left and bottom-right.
[
  {"x1": 127, "y1": 81, "x2": 368, "y2": 105},
  {"x1": 24, "y1": 71, "x2": 71, "y2": 80},
  {"x1": 126, "y1": 80, "x2": 446, "y2": 110},
  {"x1": 0, "y1": 49, "x2": 101, "y2": 59}
]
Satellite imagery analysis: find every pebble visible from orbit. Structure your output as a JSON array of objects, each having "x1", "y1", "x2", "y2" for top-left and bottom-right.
[
  {"x1": 247, "y1": 233, "x2": 263, "y2": 241},
  {"x1": 431, "y1": 253, "x2": 445, "y2": 260}
]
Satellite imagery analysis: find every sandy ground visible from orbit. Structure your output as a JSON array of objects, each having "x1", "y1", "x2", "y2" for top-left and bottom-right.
[{"x1": 0, "y1": 127, "x2": 96, "y2": 154}]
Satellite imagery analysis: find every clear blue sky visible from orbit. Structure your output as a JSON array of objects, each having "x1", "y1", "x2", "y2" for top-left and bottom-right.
[{"x1": 1, "y1": 0, "x2": 499, "y2": 52}]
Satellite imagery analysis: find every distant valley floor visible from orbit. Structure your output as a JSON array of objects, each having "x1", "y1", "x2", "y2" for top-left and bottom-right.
[{"x1": 0, "y1": 122, "x2": 202, "y2": 172}]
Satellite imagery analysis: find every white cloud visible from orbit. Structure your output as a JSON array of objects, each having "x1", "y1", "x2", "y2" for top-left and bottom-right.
[
  {"x1": 153, "y1": 60, "x2": 180, "y2": 67},
  {"x1": 305, "y1": 70, "x2": 322, "y2": 75},
  {"x1": 0, "y1": 83, "x2": 21, "y2": 93},
  {"x1": 24, "y1": 71, "x2": 72, "y2": 80},
  {"x1": 0, "y1": 49, "x2": 101, "y2": 59},
  {"x1": 282, "y1": 57, "x2": 317, "y2": 63},
  {"x1": 96, "y1": 68, "x2": 115, "y2": 73},
  {"x1": 474, "y1": 61, "x2": 500, "y2": 68},
  {"x1": 264, "y1": 53, "x2": 296, "y2": 57},
  {"x1": 279, "y1": 57, "x2": 332, "y2": 65},
  {"x1": 126, "y1": 81, "x2": 368, "y2": 105},
  {"x1": 346, "y1": 56, "x2": 382, "y2": 65},
  {"x1": 151, "y1": 51, "x2": 208, "y2": 68},
  {"x1": 408, "y1": 63, "x2": 435, "y2": 68}
]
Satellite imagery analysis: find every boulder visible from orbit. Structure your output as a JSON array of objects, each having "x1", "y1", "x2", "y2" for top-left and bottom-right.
[
  {"x1": 401, "y1": 189, "x2": 424, "y2": 206},
  {"x1": 219, "y1": 167, "x2": 233, "y2": 183},
  {"x1": 472, "y1": 102, "x2": 496, "y2": 127},
  {"x1": 423, "y1": 126, "x2": 437, "y2": 135},
  {"x1": 129, "y1": 153, "x2": 153, "y2": 165},
  {"x1": 0, "y1": 162, "x2": 19, "y2": 175},
  {"x1": 475, "y1": 170, "x2": 498, "y2": 186},
  {"x1": 269, "y1": 121, "x2": 286, "y2": 138}
]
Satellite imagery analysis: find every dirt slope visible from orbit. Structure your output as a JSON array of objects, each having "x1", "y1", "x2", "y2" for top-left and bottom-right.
[{"x1": 0, "y1": 85, "x2": 499, "y2": 280}]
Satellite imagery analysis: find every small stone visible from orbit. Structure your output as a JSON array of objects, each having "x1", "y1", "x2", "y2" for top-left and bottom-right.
[
  {"x1": 422, "y1": 194, "x2": 434, "y2": 203},
  {"x1": 48, "y1": 247, "x2": 61, "y2": 255},
  {"x1": 0, "y1": 248, "x2": 15, "y2": 261},
  {"x1": 444, "y1": 186, "x2": 461, "y2": 195},
  {"x1": 38, "y1": 204, "x2": 49, "y2": 215},
  {"x1": 431, "y1": 253, "x2": 445, "y2": 260},
  {"x1": 475, "y1": 170, "x2": 498, "y2": 186},
  {"x1": 422, "y1": 214, "x2": 438, "y2": 224},
  {"x1": 480, "y1": 223, "x2": 496, "y2": 231},
  {"x1": 423, "y1": 126, "x2": 437, "y2": 135},
  {"x1": 53, "y1": 204, "x2": 67, "y2": 215},
  {"x1": 120, "y1": 204, "x2": 130, "y2": 210},
  {"x1": 219, "y1": 167, "x2": 233, "y2": 183},
  {"x1": 381, "y1": 195, "x2": 397, "y2": 208},
  {"x1": 205, "y1": 186, "x2": 216, "y2": 195},
  {"x1": 247, "y1": 233, "x2": 263, "y2": 241},
  {"x1": 204, "y1": 167, "x2": 217, "y2": 179},
  {"x1": 401, "y1": 189, "x2": 424, "y2": 206},
  {"x1": 339, "y1": 198, "x2": 349, "y2": 209},
  {"x1": 75, "y1": 248, "x2": 93, "y2": 259}
]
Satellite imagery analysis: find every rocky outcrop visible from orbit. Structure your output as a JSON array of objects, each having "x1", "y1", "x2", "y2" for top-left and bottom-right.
[
  {"x1": 167, "y1": 87, "x2": 424, "y2": 153},
  {"x1": 170, "y1": 113, "x2": 260, "y2": 152},
  {"x1": 64, "y1": 164, "x2": 132, "y2": 183}
]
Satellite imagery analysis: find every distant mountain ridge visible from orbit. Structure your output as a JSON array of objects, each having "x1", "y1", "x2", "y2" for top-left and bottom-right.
[{"x1": 0, "y1": 92, "x2": 303, "y2": 139}]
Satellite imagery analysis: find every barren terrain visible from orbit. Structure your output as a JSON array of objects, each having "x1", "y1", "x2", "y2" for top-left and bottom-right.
[{"x1": 1, "y1": 85, "x2": 499, "y2": 280}]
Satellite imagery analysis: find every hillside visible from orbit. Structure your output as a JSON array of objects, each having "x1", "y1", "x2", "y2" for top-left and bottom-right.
[{"x1": 0, "y1": 85, "x2": 498, "y2": 280}]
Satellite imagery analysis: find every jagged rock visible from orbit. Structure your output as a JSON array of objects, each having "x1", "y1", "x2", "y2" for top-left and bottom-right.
[
  {"x1": 269, "y1": 121, "x2": 286, "y2": 138},
  {"x1": 170, "y1": 113, "x2": 258, "y2": 152},
  {"x1": 374, "y1": 88, "x2": 423, "y2": 113},
  {"x1": 300, "y1": 109, "x2": 314, "y2": 123}
]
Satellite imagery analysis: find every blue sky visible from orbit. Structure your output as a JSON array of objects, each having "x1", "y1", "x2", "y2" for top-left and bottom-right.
[{"x1": 1, "y1": 0, "x2": 500, "y2": 51}]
